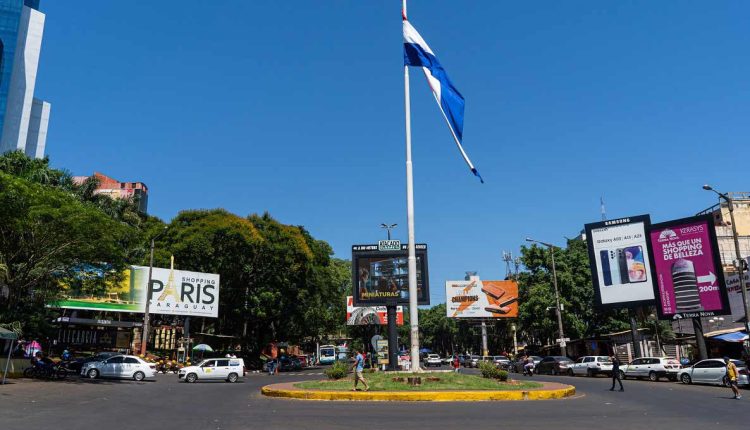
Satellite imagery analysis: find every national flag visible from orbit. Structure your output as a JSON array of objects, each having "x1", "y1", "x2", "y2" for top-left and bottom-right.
[{"x1": 403, "y1": 19, "x2": 483, "y2": 183}]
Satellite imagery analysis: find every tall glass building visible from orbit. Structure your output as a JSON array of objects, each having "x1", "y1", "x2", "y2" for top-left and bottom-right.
[{"x1": 0, "y1": 0, "x2": 50, "y2": 159}]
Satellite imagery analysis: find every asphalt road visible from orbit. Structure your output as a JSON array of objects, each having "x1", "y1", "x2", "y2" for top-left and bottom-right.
[{"x1": 1, "y1": 366, "x2": 746, "y2": 430}]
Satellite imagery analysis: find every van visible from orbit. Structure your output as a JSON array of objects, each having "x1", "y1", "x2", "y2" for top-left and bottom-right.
[{"x1": 178, "y1": 358, "x2": 246, "y2": 383}]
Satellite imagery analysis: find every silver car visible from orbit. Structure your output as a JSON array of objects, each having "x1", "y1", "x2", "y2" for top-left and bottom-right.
[
  {"x1": 678, "y1": 359, "x2": 749, "y2": 387},
  {"x1": 82, "y1": 355, "x2": 157, "y2": 381}
]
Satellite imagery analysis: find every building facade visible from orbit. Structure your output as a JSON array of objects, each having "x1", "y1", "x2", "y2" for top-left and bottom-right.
[
  {"x1": 73, "y1": 172, "x2": 149, "y2": 214},
  {"x1": 0, "y1": 0, "x2": 50, "y2": 158}
]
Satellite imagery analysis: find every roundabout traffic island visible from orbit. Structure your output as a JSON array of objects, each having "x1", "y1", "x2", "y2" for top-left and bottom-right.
[{"x1": 261, "y1": 372, "x2": 575, "y2": 402}]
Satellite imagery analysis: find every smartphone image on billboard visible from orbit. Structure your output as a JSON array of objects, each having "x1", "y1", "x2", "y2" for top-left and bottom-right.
[
  {"x1": 608, "y1": 249, "x2": 622, "y2": 286},
  {"x1": 617, "y1": 249, "x2": 630, "y2": 284},
  {"x1": 623, "y1": 246, "x2": 647, "y2": 283},
  {"x1": 600, "y1": 250, "x2": 612, "y2": 286}
]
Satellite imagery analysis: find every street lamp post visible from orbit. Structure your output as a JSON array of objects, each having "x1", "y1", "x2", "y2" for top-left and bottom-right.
[
  {"x1": 380, "y1": 223, "x2": 398, "y2": 240},
  {"x1": 703, "y1": 185, "x2": 750, "y2": 332},
  {"x1": 140, "y1": 226, "x2": 168, "y2": 356},
  {"x1": 526, "y1": 238, "x2": 567, "y2": 356}
]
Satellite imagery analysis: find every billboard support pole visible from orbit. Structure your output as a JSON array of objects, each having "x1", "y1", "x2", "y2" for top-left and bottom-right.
[
  {"x1": 387, "y1": 303, "x2": 399, "y2": 370},
  {"x1": 402, "y1": 0, "x2": 422, "y2": 372},
  {"x1": 481, "y1": 321, "x2": 488, "y2": 356},
  {"x1": 628, "y1": 309, "x2": 643, "y2": 358},
  {"x1": 692, "y1": 317, "x2": 708, "y2": 360},
  {"x1": 139, "y1": 226, "x2": 168, "y2": 356}
]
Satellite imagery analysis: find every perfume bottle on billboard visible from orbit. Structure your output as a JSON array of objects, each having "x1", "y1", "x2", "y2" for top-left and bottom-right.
[{"x1": 671, "y1": 259, "x2": 703, "y2": 312}]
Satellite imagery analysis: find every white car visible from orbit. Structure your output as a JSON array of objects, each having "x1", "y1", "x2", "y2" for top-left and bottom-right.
[
  {"x1": 423, "y1": 354, "x2": 442, "y2": 367},
  {"x1": 179, "y1": 357, "x2": 246, "y2": 383},
  {"x1": 677, "y1": 359, "x2": 749, "y2": 387},
  {"x1": 82, "y1": 355, "x2": 156, "y2": 381},
  {"x1": 569, "y1": 356, "x2": 613, "y2": 377},
  {"x1": 620, "y1": 357, "x2": 681, "y2": 381}
]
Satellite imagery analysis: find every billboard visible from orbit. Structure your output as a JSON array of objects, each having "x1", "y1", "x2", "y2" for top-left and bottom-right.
[
  {"x1": 446, "y1": 278, "x2": 518, "y2": 318},
  {"x1": 51, "y1": 267, "x2": 146, "y2": 313},
  {"x1": 351, "y1": 244, "x2": 429, "y2": 306},
  {"x1": 51, "y1": 265, "x2": 220, "y2": 318},
  {"x1": 649, "y1": 215, "x2": 730, "y2": 319},
  {"x1": 134, "y1": 265, "x2": 220, "y2": 318},
  {"x1": 585, "y1": 215, "x2": 657, "y2": 308},
  {"x1": 346, "y1": 296, "x2": 403, "y2": 325}
]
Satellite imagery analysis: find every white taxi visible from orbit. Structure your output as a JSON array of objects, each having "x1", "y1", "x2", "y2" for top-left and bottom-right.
[{"x1": 179, "y1": 358, "x2": 246, "y2": 383}]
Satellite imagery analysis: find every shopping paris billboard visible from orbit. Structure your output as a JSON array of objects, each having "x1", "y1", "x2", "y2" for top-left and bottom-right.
[
  {"x1": 648, "y1": 215, "x2": 730, "y2": 319},
  {"x1": 585, "y1": 215, "x2": 656, "y2": 308},
  {"x1": 50, "y1": 265, "x2": 219, "y2": 318},
  {"x1": 351, "y1": 243, "x2": 429, "y2": 306},
  {"x1": 446, "y1": 279, "x2": 518, "y2": 318}
]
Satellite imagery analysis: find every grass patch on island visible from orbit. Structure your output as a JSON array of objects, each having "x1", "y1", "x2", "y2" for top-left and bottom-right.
[{"x1": 295, "y1": 371, "x2": 543, "y2": 392}]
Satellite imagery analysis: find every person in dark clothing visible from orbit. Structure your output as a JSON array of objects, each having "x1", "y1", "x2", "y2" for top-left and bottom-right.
[{"x1": 610, "y1": 354, "x2": 623, "y2": 391}]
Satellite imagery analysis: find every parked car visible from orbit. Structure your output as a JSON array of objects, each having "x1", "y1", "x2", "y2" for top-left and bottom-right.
[
  {"x1": 295, "y1": 355, "x2": 309, "y2": 368},
  {"x1": 179, "y1": 357, "x2": 246, "y2": 383},
  {"x1": 569, "y1": 356, "x2": 613, "y2": 377},
  {"x1": 277, "y1": 355, "x2": 302, "y2": 372},
  {"x1": 424, "y1": 354, "x2": 442, "y2": 367},
  {"x1": 493, "y1": 356, "x2": 511, "y2": 370},
  {"x1": 535, "y1": 356, "x2": 574, "y2": 375},
  {"x1": 620, "y1": 357, "x2": 681, "y2": 381},
  {"x1": 677, "y1": 359, "x2": 750, "y2": 387},
  {"x1": 464, "y1": 355, "x2": 481, "y2": 368},
  {"x1": 82, "y1": 355, "x2": 156, "y2": 381}
]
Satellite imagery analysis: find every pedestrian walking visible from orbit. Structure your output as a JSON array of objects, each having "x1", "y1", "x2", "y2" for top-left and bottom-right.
[
  {"x1": 452, "y1": 355, "x2": 460, "y2": 373},
  {"x1": 725, "y1": 357, "x2": 742, "y2": 399},
  {"x1": 610, "y1": 353, "x2": 623, "y2": 391},
  {"x1": 351, "y1": 348, "x2": 369, "y2": 391}
]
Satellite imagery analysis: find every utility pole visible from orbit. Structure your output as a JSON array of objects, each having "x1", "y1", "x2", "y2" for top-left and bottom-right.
[
  {"x1": 140, "y1": 226, "x2": 168, "y2": 355},
  {"x1": 502, "y1": 251, "x2": 513, "y2": 279}
]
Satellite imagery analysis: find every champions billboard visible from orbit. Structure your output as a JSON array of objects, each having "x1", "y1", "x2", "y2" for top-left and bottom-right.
[
  {"x1": 446, "y1": 278, "x2": 518, "y2": 318},
  {"x1": 648, "y1": 215, "x2": 730, "y2": 319},
  {"x1": 351, "y1": 243, "x2": 429, "y2": 306}
]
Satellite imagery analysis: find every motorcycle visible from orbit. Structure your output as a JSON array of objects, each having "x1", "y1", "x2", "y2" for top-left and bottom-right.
[{"x1": 522, "y1": 363, "x2": 535, "y2": 377}]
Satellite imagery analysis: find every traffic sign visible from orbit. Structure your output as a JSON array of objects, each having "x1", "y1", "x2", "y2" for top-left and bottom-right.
[{"x1": 555, "y1": 338, "x2": 570, "y2": 343}]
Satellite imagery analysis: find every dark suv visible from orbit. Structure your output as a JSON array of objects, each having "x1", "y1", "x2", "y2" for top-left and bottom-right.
[{"x1": 535, "y1": 356, "x2": 574, "y2": 375}]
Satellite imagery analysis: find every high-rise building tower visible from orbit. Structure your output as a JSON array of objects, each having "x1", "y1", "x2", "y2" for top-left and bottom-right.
[{"x1": 0, "y1": 0, "x2": 50, "y2": 159}]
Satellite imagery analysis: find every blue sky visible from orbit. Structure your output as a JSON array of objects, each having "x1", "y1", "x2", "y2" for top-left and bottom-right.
[{"x1": 38, "y1": 1, "x2": 750, "y2": 305}]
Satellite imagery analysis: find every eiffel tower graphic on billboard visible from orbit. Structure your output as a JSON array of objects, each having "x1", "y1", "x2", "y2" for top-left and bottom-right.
[{"x1": 157, "y1": 255, "x2": 180, "y2": 302}]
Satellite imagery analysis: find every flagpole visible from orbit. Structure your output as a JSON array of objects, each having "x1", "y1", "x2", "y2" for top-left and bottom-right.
[{"x1": 402, "y1": 0, "x2": 421, "y2": 373}]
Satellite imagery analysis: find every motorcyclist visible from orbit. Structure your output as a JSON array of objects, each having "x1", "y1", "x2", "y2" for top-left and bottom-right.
[{"x1": 523, "y1": 356, "x2": 535, "y2": 375}]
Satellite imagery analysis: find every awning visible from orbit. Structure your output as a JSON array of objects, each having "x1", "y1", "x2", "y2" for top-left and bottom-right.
[
  {"x1": 0, "y1": 327, "x2": 17, "y2": 340},
  {"x1": 712, "y1": 332, "x2": 749, "y2": 343}
]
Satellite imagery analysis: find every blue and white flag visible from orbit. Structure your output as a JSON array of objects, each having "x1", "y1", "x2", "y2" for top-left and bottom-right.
[{"x1": 403, "y1": 19, "x2": 483, "y2": 183}]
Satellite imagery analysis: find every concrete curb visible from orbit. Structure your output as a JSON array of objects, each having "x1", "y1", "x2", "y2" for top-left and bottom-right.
[{"x1": 260, "y1": 382, "x2": 576, "y2": 402}]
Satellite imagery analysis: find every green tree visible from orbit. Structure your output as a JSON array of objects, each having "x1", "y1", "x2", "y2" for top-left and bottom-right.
[{"x1": 0, "y1": 171, "x2": 134, "y2": 334}]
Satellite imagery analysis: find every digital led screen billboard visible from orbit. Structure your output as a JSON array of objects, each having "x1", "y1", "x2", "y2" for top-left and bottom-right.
[{"x1": 351, "y1": 244, "x2": 429, "y2": 306}]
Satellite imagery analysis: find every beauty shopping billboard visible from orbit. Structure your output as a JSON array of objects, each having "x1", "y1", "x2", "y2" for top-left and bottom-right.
[
  {"x1": 51, "y1": 265, "x2": 220, "y2": 318},
  {"x1": 649, "y1": 215, "x2": 730, "y2": 319},
  {"x1": 351, "y1": 244, "x2": 429, "y2": 306},
  {"x1": 446, "y1": 279, "x2": 518, "y2": 318},
  {"x1": 346, "y1": 296, "x2": 403, "y2": 325},
  {"x1": 585, "y1": 215, "x2": 656, "y2": 308}
]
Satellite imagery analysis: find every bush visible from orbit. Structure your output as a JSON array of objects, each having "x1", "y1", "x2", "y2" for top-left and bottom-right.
[
  {"x1": 478, "y1": 361, "x2": 509, "y2": 382},
  {"x1": 324, "y1": 361, "x2": 349, "y2": 380}
]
